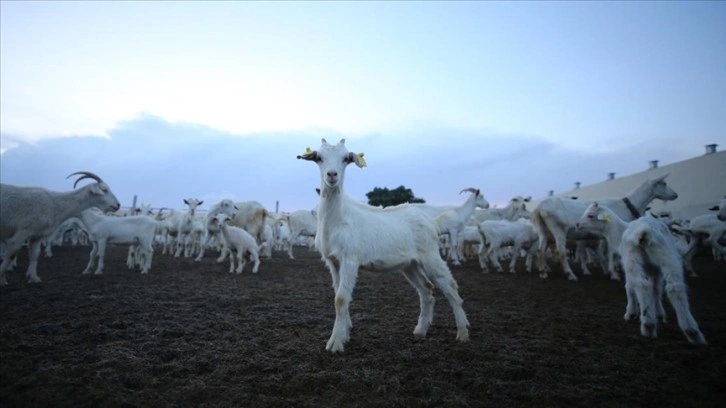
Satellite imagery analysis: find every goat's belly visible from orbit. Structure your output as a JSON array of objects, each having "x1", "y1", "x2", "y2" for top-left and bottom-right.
[{"x1": 360, "y1": 259, "x2": 414, "y2": 273}]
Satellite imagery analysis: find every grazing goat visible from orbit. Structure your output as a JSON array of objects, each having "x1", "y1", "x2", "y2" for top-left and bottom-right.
[
  {"x1": 214, "y1": 213, "x2": 264, "y2": 274},
  {"x1": 298, "y1": 138, "x2": 470, "y2": 353},
  {"x1": 194, "y1": 199, "x2": 239, "y2": 261},
  {"x1": 76, "y1": 209, "x2": 158, "y2": 275},
  {"x1": 576, "y1": 202, "x2": 706, "y2": 344},
  {"x1": 532, "y1": 174, "x2": 678, "y2": 281},
  {"x1": 0, "y1": 171, "x2": 121, "y2": 285}
]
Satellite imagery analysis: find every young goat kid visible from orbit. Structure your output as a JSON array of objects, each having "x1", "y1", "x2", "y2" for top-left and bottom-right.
[
  {"x1": 576, "y1": 202, "x2": 706, "y2": 344},
  {"x1": 298, "y1": 139, "x2": 470, "y2": 353},
  {"x1": 214, "y1": 213, "x2": 264, "y2": 274}
]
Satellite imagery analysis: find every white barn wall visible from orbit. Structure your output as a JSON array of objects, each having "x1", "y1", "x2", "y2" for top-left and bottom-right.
[{"x1": 529, "y1": 149, "x2": 726, "y2": 221}]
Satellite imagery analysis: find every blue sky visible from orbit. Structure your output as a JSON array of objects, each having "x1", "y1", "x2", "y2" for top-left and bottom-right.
[{"x1": 1, "y1": 1, "x2": 725, "y2": 212}]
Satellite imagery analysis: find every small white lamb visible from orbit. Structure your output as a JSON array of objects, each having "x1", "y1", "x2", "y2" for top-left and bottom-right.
[{"x1": 214, "y1": 213, "x2": 264, "y2": 274}]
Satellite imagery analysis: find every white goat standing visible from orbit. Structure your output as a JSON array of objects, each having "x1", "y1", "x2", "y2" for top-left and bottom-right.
[
  {"x1": 283, "y1": 209, "x2": 318, "y2": 259},
  {"x1": 175, "y1": 198, "x2": 204, "y2": 258},
  {"x1": 0, "y1": 171, "x2": 121, "y2": 285},
  {"x1": 214, "y1": 213, "x2": 264, "y2": 274},
  {"x1": 75, "y1": 209, "x2": 158, "y2": 275},
  {"x1": 194, "y1": 199, "x2": 239, "y2": 262},
  {"x1": 676, "y1": 196, "x2": 726, "y2": 276},
  {"x1": 298, "y1": 139, "x2": 470, "y2": 353},
  {"x1": 576, "y1": 202, "x2": 706, "y2": 344},
  {"x1": 216, "y1": 201, "x2": 268, "y2": 263},
  {"x1": 434, "y1": 188, "x2": 490, "y2": 266},
  {"x1": 532, "y1": 174, "x2": 679, "y2": 281},
  {"x1": 476, "y1": 218, "x2": 539, "y2": 273}
]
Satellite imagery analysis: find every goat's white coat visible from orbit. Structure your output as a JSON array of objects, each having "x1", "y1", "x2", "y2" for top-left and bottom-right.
[
  {"x1": 0, "y1": 172, "x2": 121, "y2": 285},
  {"x1": 576, "y1": 203, "x2": 706, "y2": 344},
  {"x1": 532, "y1": 174, "x2": 679, "y2": 281},
  {"x1": 299, "y1": 138, "x2": 469, "y2": 353}
]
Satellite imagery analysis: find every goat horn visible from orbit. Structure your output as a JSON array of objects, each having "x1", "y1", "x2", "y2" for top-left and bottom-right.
[
  {"x1": 66, "y1": 171, "x2": 103, "y2": 189},
  {"x1": 459, "y1": 188, "x2": 478, "y2": 195}
]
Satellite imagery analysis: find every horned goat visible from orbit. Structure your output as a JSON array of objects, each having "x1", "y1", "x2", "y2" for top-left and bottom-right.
[
  {"x1": 532, "y1": 174, "x2": 678, "y2": 281},
  {"x1": 576, "y1": 202, "x2": 706, "y2": 344},
  {"x1": 298, "y1": 138, "x2": 470, "y2": 353},
  {"x1": 0, "y1": 171, "x2": 121, "y2": 285},
  {"x1": 432, "y1": 188, "x2": 490, "y2": 266}
]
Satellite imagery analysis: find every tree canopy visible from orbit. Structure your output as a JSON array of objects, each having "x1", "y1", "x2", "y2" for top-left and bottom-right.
[{"x1": 366, "y1": 185, "x2": 425, "y2": 207}]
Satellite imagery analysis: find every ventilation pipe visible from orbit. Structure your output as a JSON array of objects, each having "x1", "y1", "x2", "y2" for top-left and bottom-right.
[
  {"x1": 705, "y1": 144, "x2": 717, "y2": 154},
  {"x1": 649, "y1": 160, "x2": 659, "y2": 170},
  {"x1": 607, "y1": 172, "x2": 615, "y2": 181}
]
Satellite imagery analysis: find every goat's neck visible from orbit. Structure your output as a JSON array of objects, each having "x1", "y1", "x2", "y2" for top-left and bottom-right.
[
  {"x1": 624, "y1": 182, "x2": 658, "y2": 213},
  {"x1": 606, "y1": 215, "x2": 629, "y2": 249},
  {"x1": 453, "y1": 194, "x2": 478, "y2": 222},
  {"x1": 51, "y1": 187, "x2": 101, "y2": 225},
  {"x1": 317, "y1": 185, "x2": 347, "y2": 228}
]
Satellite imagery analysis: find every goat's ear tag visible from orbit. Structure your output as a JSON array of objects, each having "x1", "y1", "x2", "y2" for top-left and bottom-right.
[
  {"x1": 355, "y1": 152, "x2": 367, "y2": 168},
  {"x1": 603, "y1": 214, "x2": 611, "y2": 223}
]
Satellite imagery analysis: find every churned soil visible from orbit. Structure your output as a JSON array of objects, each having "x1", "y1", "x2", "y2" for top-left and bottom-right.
[{"x1": 1, "y1": 245, "x2": 724, "y2": 408}]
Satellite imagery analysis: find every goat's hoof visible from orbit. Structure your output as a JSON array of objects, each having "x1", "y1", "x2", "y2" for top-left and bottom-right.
[
  {"x1": 326, "y1": 338, "x2": 345, "y2": 353},
  {"x1": 456, "y1": 330, "x2": 470, "y2": 342}
]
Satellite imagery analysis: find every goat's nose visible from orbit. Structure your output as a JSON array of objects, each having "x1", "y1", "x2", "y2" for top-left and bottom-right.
[{"x1": 327, "y1": 170, "x2": 338, "y2": 177}]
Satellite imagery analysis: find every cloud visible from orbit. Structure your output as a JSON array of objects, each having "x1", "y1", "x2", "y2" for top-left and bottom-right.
[{"x1": 0, "y1": 114, "x2": 715, "y2": 213}]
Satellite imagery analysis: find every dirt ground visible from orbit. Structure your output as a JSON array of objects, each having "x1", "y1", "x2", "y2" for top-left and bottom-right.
[{"x1": 1, "y1": 245, "x2": 724, "y2": 408}]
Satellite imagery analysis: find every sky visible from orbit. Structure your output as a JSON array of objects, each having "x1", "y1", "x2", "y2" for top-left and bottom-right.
[{"x1": 1, "y1": 1, "x2": 725, "y2": 213}]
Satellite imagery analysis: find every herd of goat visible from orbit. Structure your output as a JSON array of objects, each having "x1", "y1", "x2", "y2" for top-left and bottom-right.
[{"x1": 1, "y1": 139, "x2": 724, "y2": 352}]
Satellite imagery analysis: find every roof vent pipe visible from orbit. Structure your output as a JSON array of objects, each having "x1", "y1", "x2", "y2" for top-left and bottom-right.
[
  {"x1": 705, "y1": 144, "x2": 717, "y2": 154},
  {"x1": 607, "y1": 172, "x2": 615, "y2": 181},
  {"x1": 574, "y1": 182, "x2": 581, "y2": 190},
  {"x1": 649, "y1": 160, "x2": 659, "y2": 170},
  {"x1": 548, "y1": 190, "x2": 554, "y2": 197}
]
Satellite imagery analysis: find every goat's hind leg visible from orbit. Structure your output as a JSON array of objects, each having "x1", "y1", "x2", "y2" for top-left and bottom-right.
[
  {"x1": 402, "y1": 264, "x2": 435, "y2": 339},
  {"x1": 424, "y1": 256, "x2": 469, "y2": 342},
  {"x1": 662, "y1": 264, "x2": 706, "y2": 345}
]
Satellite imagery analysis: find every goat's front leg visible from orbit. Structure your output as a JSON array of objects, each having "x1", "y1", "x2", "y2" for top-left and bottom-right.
[
  {"x1": 94, "y1": 241, "x2": 107, "y2": 275},
  {"x1": 326, "y1": 260, "x2": 358, "y2": 353},
  {"x1": 82, "y1": 242, "x2": 98, "y2": 275},
  {"x1": 25, "y1": 239, "x2": 43, "y2": 283}
]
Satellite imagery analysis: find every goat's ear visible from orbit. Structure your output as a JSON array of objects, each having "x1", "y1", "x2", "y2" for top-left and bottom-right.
[
  {"x1": 347, "y1": 152, "x2": 367, "y2": 168},
  {"x1": 524, "y1": 196, "x2": 531, "y2": 202},
  {"x1": 709, "y1": 206, "x2": 718, "y2": 211},
  {"x1": 654, "y1": 172, "x2": 669, "y2": 182},
  {"x1": 184, "y1": 199, "x2": 190, "y2": 205},
  {"x1": 596, "y1": 212, "x2": 611, "y2": 222},
  {"x1": 315, "y1": 188, "x2": 321, "y2": 196},
  {"x1": 88, "y1": 184, "x2": 104, "y2": 196},
  {"x1": 339, "y1": 138, "x2": 346, "y2": 145},
  {"x1": 198, "y1": 201, "x2": 204, "y2": 207},
  {"x1": 297, "y1": 147, "x2": 319, "y2": 161}
]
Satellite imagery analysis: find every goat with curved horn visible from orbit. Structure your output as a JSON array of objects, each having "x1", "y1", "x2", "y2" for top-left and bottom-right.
[{"x1": 66, "y1": 171, "x2": 103, "y2": 189}]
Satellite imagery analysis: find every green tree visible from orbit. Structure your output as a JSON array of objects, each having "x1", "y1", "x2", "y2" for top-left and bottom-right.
[{"x1": 366, "y1": 185, "x2": 425, "y2": 207}]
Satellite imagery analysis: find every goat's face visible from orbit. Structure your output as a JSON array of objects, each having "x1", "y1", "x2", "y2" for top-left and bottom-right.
[
  {"x1": 183, "y1": 198, "x2": 204, "y2": 216},
  {"x1": 298, "y1": 138, "x2": 365, "y2": 190},
  {"x1": 88, "y1": 181, "x2": 122, "y2": 212},
  {"x1": 650, "y1": 173, "x2": 678, "y2": 201},
  {"x1": 218, "y1": 199, "x2": 239, "y2": 219},
  {"x1": 576, "y1": 202, "x2": 609, "y2": 232}
]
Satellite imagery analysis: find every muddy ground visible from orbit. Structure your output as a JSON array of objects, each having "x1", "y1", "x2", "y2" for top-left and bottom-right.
[{"x1": 1, "y1": 245, "x2": 724, "y2": 408}]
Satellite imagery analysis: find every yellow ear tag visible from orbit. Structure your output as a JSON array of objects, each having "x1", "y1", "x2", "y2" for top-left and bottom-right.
[
  {"x1": 603, "y1": 214, "x2": 611, "y2": 223},
  {"x1": 355, "y1": 152, "x2": 367, "y2": 168},
  {"x1": 304, "y1": 147, "x2": 312, "y2": 154}
]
